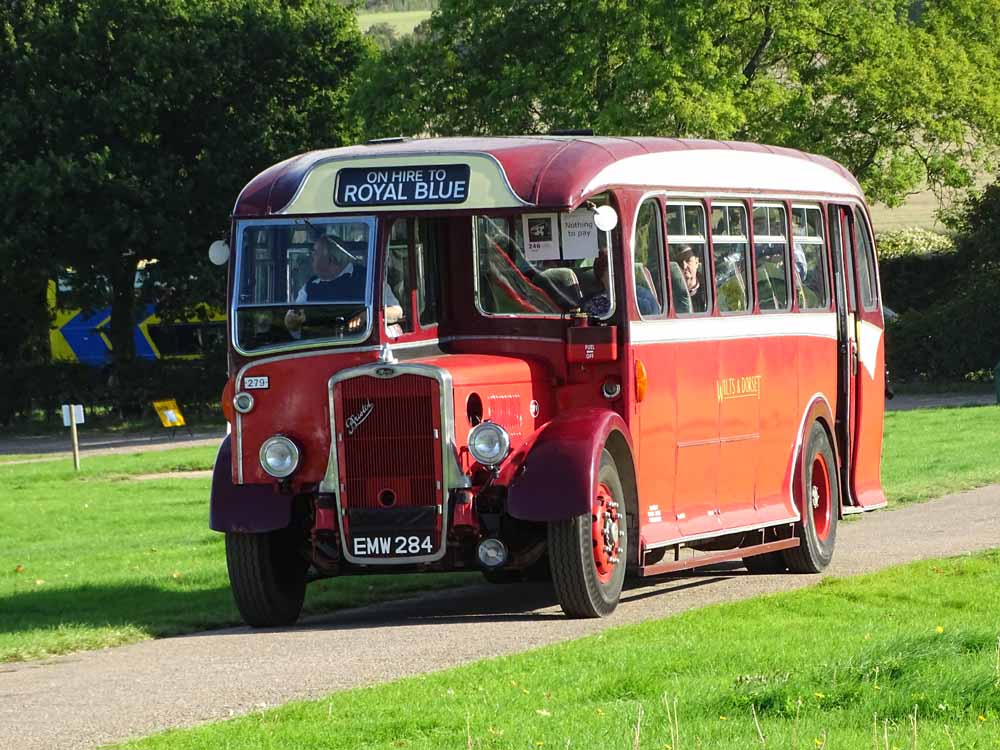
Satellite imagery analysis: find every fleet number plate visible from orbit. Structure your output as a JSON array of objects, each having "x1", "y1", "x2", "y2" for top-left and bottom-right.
[
  {"x1": 243, "y1": 376, "x2": 269, "y2": 390},
  {"x1": 352, "y1": 535, "x2": 434, "y2": 557}
]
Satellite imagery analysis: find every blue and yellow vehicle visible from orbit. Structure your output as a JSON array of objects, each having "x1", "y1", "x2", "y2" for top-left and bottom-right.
[{"x1": 48, "y1": 279, "x2": 225, "y2": 365}]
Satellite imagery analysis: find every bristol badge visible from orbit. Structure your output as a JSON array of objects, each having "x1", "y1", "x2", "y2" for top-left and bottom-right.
[{"x1": 346, "y1": 401, "x2": 374, "y2": 435}]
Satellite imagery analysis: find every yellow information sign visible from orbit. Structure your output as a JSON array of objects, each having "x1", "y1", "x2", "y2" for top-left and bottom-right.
[{"x1": 152, "y1": 399, "x2": 186, "y2": 429}]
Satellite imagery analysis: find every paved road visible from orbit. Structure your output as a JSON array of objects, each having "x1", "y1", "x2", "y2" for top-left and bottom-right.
[
  {"x1": 0, "y1": 431, "x2": 225, "y2": 464},
  {"x1": 2, "y1": 484, "x2": 999, "y2": 750},
  {"x1": 886, "y1": 392, "x2": 995, "y2": 411}
]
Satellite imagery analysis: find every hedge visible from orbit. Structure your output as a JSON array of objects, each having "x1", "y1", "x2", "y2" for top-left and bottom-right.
[{"x1": 0, "y1": 354, "x2": 227, "y2": 427}]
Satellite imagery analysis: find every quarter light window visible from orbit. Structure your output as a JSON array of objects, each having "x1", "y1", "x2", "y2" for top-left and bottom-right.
[
  {"x1": 633, "y1": 200, "x2": 666, "y2": 317},
  {"x1": 853, "y1": 208, "x2": 878, "y2": 311}
]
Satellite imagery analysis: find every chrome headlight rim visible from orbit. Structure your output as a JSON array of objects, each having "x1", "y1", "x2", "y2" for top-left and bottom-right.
[
  {"x1": 259, "y1": 435, "x2": 300, "y2": 479},
  {"x1": 468, "y1": 421, "x2": 511, "y2": 467},
  {"x1": 233, "y1": 391, "x2": 255, "y2": 414}
]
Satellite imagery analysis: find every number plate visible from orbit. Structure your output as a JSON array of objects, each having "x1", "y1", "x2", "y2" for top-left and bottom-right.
[
  {"x1": 243, "y1": 376, "x2": 269, "y2": 390},
  {"x1": 351, "y1": 535, "x2": 434, "y2": 557}
]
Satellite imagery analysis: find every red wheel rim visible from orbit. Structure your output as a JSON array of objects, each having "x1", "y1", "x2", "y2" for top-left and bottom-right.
[
  {"x1": 810, "y1": 453, "x2": 832, "y2": 542},
  {"x1": 591, "y1": 482, "x2": 621, "y2": 584}
]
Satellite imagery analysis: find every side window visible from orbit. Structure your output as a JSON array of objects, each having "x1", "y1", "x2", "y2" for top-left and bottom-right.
[
  {"x1": 385, "y1": 220, "x2": 413, "y2": 336},
  {"x1": 753, "y1": 204, "x2": 790, "y2": 311},
  {"x1": 666, "y1": 202, "x2": 710, "y2": 315},
  {"x1": 386, "y1": 219, "x2": 442, "y2": 335},
  {"x1": 711, "y1": 202, "x2": 751, "y2": 313},
  {"x1": 793, "y1": 205, "x2": 830, "y2": 310},
  {"x1": 853, "y1": 208, "x2": 878, "y2": 311},
  {"x1": 633, "y1": 199, "x2": 666, "y2": 317},
  {"x1": 415, "y1": 219, "x2": 441, "y2": 327}
]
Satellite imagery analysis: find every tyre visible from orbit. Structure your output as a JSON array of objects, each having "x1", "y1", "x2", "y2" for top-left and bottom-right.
[
  {"x1": 783, "y1": 421, "x2": 839, "y2": 573},
  {"x1": 226, "y1": 528, "x2": 309, "y2": 627},
  {"x1": 548, "y1": 449, "x2": 627, "y2": 617}
]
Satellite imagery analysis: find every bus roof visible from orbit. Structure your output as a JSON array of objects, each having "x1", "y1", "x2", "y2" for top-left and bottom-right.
[{"x1": 233, "y1": 137, "x2": 864, "y2": 217}]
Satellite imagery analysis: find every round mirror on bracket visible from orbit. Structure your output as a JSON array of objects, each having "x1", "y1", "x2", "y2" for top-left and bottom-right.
[
  {"x1": 208, "y1": 240, "x2": 230, "y2": 266},
  {"x1": 593, "y1": 205, "x2": 618, "y2": 232}
]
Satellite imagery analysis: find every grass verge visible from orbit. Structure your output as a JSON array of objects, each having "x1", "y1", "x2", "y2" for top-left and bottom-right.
[
  {"x1": 3, "y1": 404, "x2": 1000, "y2": 664},
  {"x1": 118, "y1": 551, "x2": 1000, "y2": 749},
  {"x1": 882, "y1": 405, "x2": 1000, "y2": 504},
  {"x1": 0, "y1": 448, "x2": 474, "y2": 662}
]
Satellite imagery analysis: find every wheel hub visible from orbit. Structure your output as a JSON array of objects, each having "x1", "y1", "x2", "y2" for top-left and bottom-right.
[{"x1": 591, "y1": 484, "x2": 622, "y2": 583}]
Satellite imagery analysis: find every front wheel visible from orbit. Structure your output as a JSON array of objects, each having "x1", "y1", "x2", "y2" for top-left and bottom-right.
[
  {"x1": 548, "y1": 450, "x2": 627, "y2": 618},
  {"x1": 226, "y1": 528, "x2": 308, "y2": 627},
  {"x1": 783, "y1": 421, "x2": 839, "y2": 573}
]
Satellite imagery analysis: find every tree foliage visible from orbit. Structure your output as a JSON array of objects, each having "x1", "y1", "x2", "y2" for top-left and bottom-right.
[
  {"x1": 356, "y1": 0, "x2": 1000, "y2": 206},
  {"x1": 0, "y1": 0, "x2": 371, "y2": 364}
]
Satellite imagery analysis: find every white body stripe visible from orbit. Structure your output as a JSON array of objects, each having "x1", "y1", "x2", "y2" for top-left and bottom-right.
[
  {"x1": 582, "y1": 150, "x2": 862, "y2": 198},
  {"x1": 857, "y1": 320, "x2": 883, "y2": 379},
  {"x1": 629, "y1": 312, "x2": 837, "y2": 345}
]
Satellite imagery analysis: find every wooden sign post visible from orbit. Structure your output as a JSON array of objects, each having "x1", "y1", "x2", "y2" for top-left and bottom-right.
[{"x1": 61, "y1": 403, "x2": 85, "y2": 471}]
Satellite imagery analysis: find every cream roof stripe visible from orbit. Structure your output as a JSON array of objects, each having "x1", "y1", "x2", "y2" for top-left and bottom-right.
[{"x1": 583, "y1": 150, "x2": 862, "y2": 199}]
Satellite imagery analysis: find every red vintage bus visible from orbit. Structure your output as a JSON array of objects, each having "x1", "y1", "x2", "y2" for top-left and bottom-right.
[{"x1": 209, "y1": 136, "x2": 886, "y2": 624}]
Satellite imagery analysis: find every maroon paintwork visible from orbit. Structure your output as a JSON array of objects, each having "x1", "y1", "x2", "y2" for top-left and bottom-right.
[
  {"x1": 232, "y1": 137, "x2": 862, "y2": 217},
  {"x1": 501, "y1": 408, "x2": 633, "y2": 522},
  {"x1": 209, "y1": 436, "x2": 290, "y2": 532}
]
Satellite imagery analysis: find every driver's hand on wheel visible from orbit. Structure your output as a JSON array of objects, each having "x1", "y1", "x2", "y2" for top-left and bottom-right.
[{"x1": 285, "y1": 308, "x2": 306, "y2": 332}]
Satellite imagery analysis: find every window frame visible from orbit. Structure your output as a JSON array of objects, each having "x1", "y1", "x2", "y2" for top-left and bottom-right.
[
  {"x1": 631, "y1": 196, "x2": 669, "y2": 320},
  {"x1": 751, "y1": 201, "x2": 792, "y2": 314},
  {"x1": 664, "y1": 199, "x2": 712, "y2": 317},
  {"x1": 709, "y1": 200, "x2": 753, "y2": 316},
  {"x1": 791, "y1": 203, "x2": 831, "y2": 312}
]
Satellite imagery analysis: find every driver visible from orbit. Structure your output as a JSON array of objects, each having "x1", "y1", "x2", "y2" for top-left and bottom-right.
[{"x1": 286, "y1": 235, "x2": 403, "y2": 336}]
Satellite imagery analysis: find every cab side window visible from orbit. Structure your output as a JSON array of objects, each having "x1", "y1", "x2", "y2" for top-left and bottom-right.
[
  {"x1": 711, "y1": 202, "x2": 751, "y2": 313},
  {"x1": 753, "y1": 204, "x2": 790, "y2": 311},
  {"x1": 386, "y1": 219, "x2": 442, "y2": 336},
  {"x1": 666, "y1": 203, "x2": 710, "y2": 315},
  {"x1": 633, "y1": 199, "x2": 666, "y2": 317},
  {"x1": 853, "y1": 207, "x2": 878, "y2": 311}
]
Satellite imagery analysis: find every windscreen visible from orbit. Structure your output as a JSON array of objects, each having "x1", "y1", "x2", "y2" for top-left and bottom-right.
[{"x1": 233, "y1": 218, "x2": 375, "y2": 352}]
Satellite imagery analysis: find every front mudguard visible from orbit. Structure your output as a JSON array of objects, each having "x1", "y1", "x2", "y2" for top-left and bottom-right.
[
  {"x1": 500, "y1": 408, "x2": 634, "y2": 522},
  {"x1": 209, "y1": 435, "x2": 291, "y2": 533}
]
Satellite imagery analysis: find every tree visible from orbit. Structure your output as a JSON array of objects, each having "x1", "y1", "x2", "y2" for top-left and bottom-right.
[
  {"x1": 355, "y1": 0, "x2": 1000, "y2": 206},
  {"x1": 0, "y1": 0, "x2": 372, "y2": 366}
]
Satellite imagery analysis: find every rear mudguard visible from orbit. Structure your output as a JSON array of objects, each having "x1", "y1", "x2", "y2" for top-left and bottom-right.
[
  {"x1": 500, "y1": 407, "x2": 634, "y2": 522},
  {"x1": 209, "y1": 435, "x2": 291, "y2": 533}
]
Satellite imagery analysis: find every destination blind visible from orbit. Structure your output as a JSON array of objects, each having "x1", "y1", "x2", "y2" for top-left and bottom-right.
[{"x1": 335, "y1": 164, "x2": 471, "y2": 207}]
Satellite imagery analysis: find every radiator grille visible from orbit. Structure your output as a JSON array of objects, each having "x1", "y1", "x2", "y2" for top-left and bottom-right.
[{"x1": 335, "y1": 374, "x2": 442, "y2": 512}]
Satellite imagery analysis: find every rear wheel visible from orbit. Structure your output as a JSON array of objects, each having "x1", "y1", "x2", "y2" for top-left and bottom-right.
[
  {"x1": 226, "y1": 528, "x2": 308, "y2": 627},
  {"x1": 548, "y1": 450, "x2": 627, "y2": 617},
  {"x1": 783, "y1": 421, "x2": 839, "y2": 573}
]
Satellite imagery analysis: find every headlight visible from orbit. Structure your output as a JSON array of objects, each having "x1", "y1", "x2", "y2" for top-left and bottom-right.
[
  {"x1": 468, "y1": 421, "x2": 510, "y2": 467},
  {"x1": 259, "y1": 436, "x2": 300, "y2": 478}
]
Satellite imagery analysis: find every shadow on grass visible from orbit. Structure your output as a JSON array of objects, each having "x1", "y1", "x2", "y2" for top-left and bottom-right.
[{"x1": 1, "y1": 583, "x2": 240, "y2": 641}]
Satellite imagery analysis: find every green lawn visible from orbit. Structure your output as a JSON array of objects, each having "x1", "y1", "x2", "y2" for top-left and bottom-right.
[
  {"x1": 357, "y1": 10, "x2": 432, "y2": 34},
  {"x1": 0, "y1": 448, "x2": 474, "y2": 662},
  {"x1": 883, "y1": 405, "x2": 1000, "y2": 504},
  {"x1": 119, "y1": 550, "x2": 1000, "y2": 749},
  {"x1": 2, "y1": 404, "x2": 999, "y2": 665}
]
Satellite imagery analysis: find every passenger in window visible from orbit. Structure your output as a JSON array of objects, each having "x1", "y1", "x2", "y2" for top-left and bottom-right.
[
  {"x1": 674, "y1": 247, "x2": 707, "y2": 313},
  {"x1": 583, "y1": 250, "x2": 658, "y2": 317}
]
